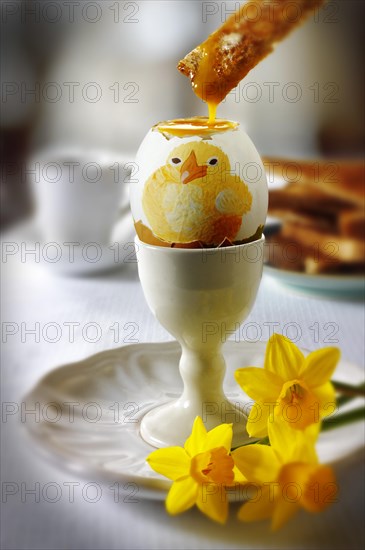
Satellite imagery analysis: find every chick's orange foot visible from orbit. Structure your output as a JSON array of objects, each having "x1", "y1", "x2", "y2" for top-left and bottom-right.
[{"x1": 210, "y1": 215, "x2": 243, "y2": 245}]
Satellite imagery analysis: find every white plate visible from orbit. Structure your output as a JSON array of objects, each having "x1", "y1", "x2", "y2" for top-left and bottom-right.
[
  {"x1": 265, "y1": 264, "x2": 365, "y2": 298},
  {"x1": 23, "y1": 341, "x2": 364, "y2": 499}
]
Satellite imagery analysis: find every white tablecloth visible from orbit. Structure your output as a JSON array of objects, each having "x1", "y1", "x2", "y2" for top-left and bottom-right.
[{"x1": 1, "y1": 224, "x2": 364, "y2": 550}]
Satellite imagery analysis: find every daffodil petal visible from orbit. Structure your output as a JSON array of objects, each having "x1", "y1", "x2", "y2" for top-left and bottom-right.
[
  {"x1": 271, "y1": 495, "x2": 299, "y2": 531},
  {"x1": 232, "y1": 444, "x2": 280, "y2": 483},
  {"x1": 235, "y1": 367, "x2": 283, "y2": 401},
  {"x1": 232, "y1": 465, "x2": 247, "y2": 484},
  {"x1": 278, "y1": 460, "x2": 337, "y2": 516},
  {"x1": 165, "y1": 476, "x2": 198, "y2": 515},
  {"x1": 203, "y1": 423, "x2": 233, "y2": 453},
  {"x1": 268, "y1": 419, "x2": 309, "y2": 463},
  {"x1": 265, "y1": 334, "x2": 305, "y2": 380},
  {"x1": 196, "y1": 483, "x2": 228, "y2": 524},
  {"x1": 304, "y1": 421, "x2": 321, "y2": 444},
  {"x1": 300, "y1": 347, "x2": 340, "y2": 387},
  {"x1": 302, "y1": 465, "x2": 338, "y2": 513},
  {"x1": 237, "y1": 485, "x2": 275, "y2": 522},
  {"x1": 246, "y1": 402, "x2": 270, "y2": 438},
  {"x1": 184, "y1": 416, "x2": 207, "y2": 456},
  {"x1": 312, "y1": 382, "x2": 336, "y2": 418},
  {"x1": 291, "y1": 424, "x2": 320, "y2": 464},
  {"x1": 279, "y1": 462, "x2": 313, "y2": 496},
  {"x1": 147, "y1": 447, "x2": 190, "y2": 480}
]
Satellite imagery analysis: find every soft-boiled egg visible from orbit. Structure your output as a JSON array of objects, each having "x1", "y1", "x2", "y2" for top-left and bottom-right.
[{"x1": 130, "y1": 117, "x2": 268, "y2": 247}]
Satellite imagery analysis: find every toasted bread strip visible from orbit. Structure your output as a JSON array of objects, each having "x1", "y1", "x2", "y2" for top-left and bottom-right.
[
  {"x1": 269, "y1": 185, "x2": 356, "y2": 216},
  {"x1": 339, "y1": 210, "x2": 365, "y2": 239},
  {"x1": 264, "y1": 158, "x2": 365, "y2": 205},
  {"x1": 268, "y1": 208, "x2": 337, "y2": 233},
  {"x1": 269, "y1": 203, "x2": 365, "y2": 237},
  {"x1": 265, "y1": 234, "x2": 306, "y2": 271},
  {"x1": 178, "y1": 0, "x2": 325, "y2": 104},
  {"x1": 266, "y1": 233, "x2": 365, "y2": 274},
  {"x1": 304, "y1": 257, "x2": 365, "y2": 275},
  {"x1": 281, "y1": 222, "x2": 365, "y2": 263}
]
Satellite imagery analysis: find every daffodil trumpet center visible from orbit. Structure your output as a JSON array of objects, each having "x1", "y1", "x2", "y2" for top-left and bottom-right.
[
  {"x1": 277, "y1": 379, "x2": 320, "y2": 429},
  {"x1": 280, "y1": 379, "x2": 309, "y2": 406},
  {"x1": 190, "y1": 447, "x2": 234, "y2": 485}
]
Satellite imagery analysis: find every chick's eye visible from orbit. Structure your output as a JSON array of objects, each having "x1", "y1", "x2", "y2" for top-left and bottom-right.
[
  {"x1": 170, "y1": 157, "x2": 182, "y2": 165},
  {"x1": 208, "y1": 157, "x2": 218, "y2": 166}
]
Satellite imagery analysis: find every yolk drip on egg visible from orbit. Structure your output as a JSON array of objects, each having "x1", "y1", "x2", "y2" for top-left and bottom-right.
[{"x1": 154, "y1": 117, "x2": 238, "y2": 137}]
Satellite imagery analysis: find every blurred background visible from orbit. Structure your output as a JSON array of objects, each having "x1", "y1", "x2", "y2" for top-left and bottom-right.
[
  {"x1": 1, "y1": 5, "x2": 364, "y2": 549},
  {"x1": 1, "y1": 0, "x2": 364, "y2": 230}
]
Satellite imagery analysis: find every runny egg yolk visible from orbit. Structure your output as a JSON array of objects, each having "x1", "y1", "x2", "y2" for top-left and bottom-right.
[{"x1": 154, "y1": 117, "x2": 238, "y2": 138}]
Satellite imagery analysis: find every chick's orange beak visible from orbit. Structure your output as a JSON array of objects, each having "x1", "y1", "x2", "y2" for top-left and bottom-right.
[{"x1": 180, "y1": 150, "x2": 207, "y2": 184}]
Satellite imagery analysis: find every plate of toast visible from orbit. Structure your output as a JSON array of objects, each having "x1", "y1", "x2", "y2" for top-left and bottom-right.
[{"x1": 263, "y1": 158, "x2": 365, "y2": 297}]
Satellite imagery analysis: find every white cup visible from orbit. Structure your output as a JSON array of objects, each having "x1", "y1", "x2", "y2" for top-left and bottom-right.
[{"x1": 31, "y1": 148, "x2": 133, "y2": 247}]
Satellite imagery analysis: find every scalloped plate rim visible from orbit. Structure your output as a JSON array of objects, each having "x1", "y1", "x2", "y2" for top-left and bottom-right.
[{"x1": 22, "y1": 340, "x2": 365, "y2": 500}]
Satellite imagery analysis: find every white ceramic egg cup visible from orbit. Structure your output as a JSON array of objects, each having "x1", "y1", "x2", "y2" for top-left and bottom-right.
[{"x1": 136, "y1": 235, "x2": 265, "y2": 448}]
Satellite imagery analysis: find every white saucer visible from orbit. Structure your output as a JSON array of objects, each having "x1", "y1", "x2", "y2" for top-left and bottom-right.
[
  {"x1": 36, "y1": 212, "x2": 137, "y2": 276},
  {"x1": 3, "y1": 217, "x2": 137, "y2": 276},
  {"x1": 37, "y1": 237, "x2": 136, "y2": 276},
  {"x1": 23, "y1": 341, "x2": 364, "y2": 499},
  {"x1": 265, "y1": 265, "x2": 365, "y2": 299}
]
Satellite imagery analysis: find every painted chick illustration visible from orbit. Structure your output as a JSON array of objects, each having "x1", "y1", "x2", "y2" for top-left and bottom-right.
[{"x1": 142, "y1": 142, "x2": 252, "y2": 245}]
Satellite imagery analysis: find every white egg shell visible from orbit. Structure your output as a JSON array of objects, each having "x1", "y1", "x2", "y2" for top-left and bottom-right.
[{"x1": 130, "y1": 122, "x2": 268, "y2": 245}]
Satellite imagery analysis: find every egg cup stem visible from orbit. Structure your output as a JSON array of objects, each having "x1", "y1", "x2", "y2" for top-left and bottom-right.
[{"x1": 135, "y1": 236, "x2": 265, "y2": 448}]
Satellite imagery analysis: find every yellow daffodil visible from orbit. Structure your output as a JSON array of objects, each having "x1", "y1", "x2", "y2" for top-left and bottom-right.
[
  {"x1": 235, "y1": 334, "x2": 340, "y2": 437},
  {"x1": 147, "y1": 416, "x2": 242, "y2": 524},
  {"x1": 232, "y1": 420, "x2": 337, "y2": 530}
]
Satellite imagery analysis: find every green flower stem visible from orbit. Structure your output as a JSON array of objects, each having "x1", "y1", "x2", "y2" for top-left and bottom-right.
[
  {"x1": 321, "y1": 406, "x2": 365, "y2": 432},
  {"x1": 336, "y1": 394, "x2": 354, "y2": 408},
  {"x1": 332, "y1": 380, "x2": 365, "y2": 398},
  {"x1": 231, "y1": 436, "x2": 269, "y2": 451}
]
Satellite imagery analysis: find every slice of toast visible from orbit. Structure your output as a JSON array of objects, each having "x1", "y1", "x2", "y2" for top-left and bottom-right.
[
  {"x1": 304, "y1": 257, "x2": 365, "y2": 275},
  {"x1": 266, "y1": 233, "x2": 365, "y2": 274},
  {"x1": 178, "y1": 0, "x2": 325, "y2": 104},
  {"x1": 268, "y1": 208, "x2": 337, "y2": 233},
  {"x1": 265, "y1": 233, "x2": 306, "y2": 272},
  {"x1": 269, "y1": 206, "x2": 365, "y2": 239},
  {"x1": 264, "y1": 158, "x2": 365, "y2": 206},
  {"x1": 339, "y1": 210, "x2": 365, "y2": 239},
  {"x1": 269, "y1": 184, "x2": 356, "y2": 216},
  {"x1": 281, "y1": 222, "x2": 365, "y2": 263},
  {"x1": 265, "y1": 157, "x2": 364, "y2": 275}
]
